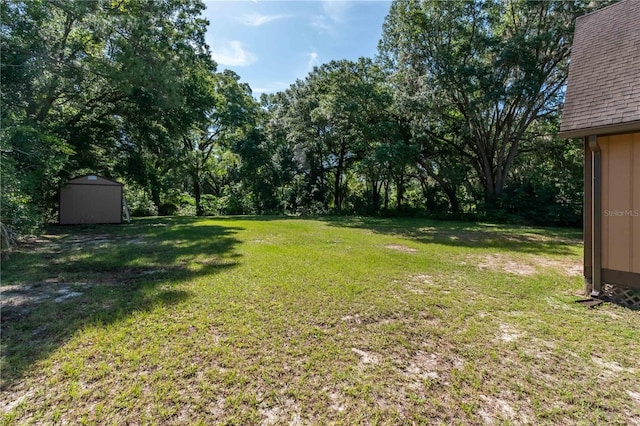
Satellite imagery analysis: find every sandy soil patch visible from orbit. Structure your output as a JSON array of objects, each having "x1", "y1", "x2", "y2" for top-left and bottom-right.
[
  {"x1": 258, "y1": 397, "x2": 302, "y2": 426},
  {"x1": 400, "y1": 274, "x2": 438, "y2": 295},
  {"x1": 592, "y1": 356, "x2": 637, "y2": 376},
  {"x1": 470, "y1": 254, "x2": 582, "y2": 277},
  {"x1": 351, "y1": 348, "x2": 380, "y2": 366},
  {"x1": 0, "y1": 389, "x2": 36, "y2": 414},
  {"x1": 498, "y1": 323, "x2": 522, "y2": 343},
  {"x1": 1, "y1": 284, "x2": 83, "y2": 312},
  {"x1": 477, "y1": 394, "x2": 532, "y2": 425},
  {"x1": 340, "y1": 314, "x2": 363, "y2": 324},
  {"x1": 404, "y1": 352, "x2": 444, "y2": 380},
  {"x1": 328, "y1": 391, "x2": 345, "y2": 413},
  {"x1": 402, "y1": 351, "x2": 464, "y2": 384},
  {"x1": 384, "y1": 244, "x2": 418, "y2": 253}
]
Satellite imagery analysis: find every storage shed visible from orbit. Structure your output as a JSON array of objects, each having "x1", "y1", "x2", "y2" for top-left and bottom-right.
[
  {"x1": 59, "y1": 175, "x2": 124, "y2": 225},
  {"x1": 560, "y1": 0, "x2": 640, "y2": 300}
]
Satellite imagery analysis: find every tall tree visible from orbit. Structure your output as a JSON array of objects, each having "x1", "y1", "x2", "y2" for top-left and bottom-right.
[
  {"x1": 379, "y1": 0, "x2": 611, "y2": 209},
  {"x1": 181, "y1": 70, "x2": 259, "y2": 216},
  {"x1": 1, "y1": 0, "x2": 213, "y2": 230}
]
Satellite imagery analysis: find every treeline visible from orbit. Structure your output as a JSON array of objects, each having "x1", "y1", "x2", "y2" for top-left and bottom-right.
[{"x1": 2, "y1": 0, "x2": 610, "y2": 242}]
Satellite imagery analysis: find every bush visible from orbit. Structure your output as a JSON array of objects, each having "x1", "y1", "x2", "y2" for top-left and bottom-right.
[
  {"x1": 0, "y1": 156, "x2": 42, "y2": 239},
  {"x1": 220, "y1": 188, "x2": 256, "y2": 215},
  {"x1": 200, "y1": 194, "x2": 221, "y2": 216},
  {"x1": 158, "y1": 203, "x2": 178, "y2": 216},
  {"x1": 126, "y1": 189, "x2": 157, "y2": 217}
]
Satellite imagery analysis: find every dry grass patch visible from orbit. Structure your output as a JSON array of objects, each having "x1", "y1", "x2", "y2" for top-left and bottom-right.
[
  {"x1": 470, "y1": 253, "x2": 583, "y2": 277},
  {"x1": 384, "y1": 244, "x2": 418, "y2": 253}
]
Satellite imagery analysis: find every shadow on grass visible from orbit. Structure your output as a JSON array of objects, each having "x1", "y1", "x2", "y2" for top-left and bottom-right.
[
  {"x1": 320, "y1": 216, "x2": 582, "y2": 256},
  {"x1": 1, "y1": 217, "x2": 242, "y2": 389}
]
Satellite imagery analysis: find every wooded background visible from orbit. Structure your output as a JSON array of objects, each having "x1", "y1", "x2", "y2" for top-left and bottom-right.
[{"x1": 2, "y1": 0, "x2": 613, "y2": 240}]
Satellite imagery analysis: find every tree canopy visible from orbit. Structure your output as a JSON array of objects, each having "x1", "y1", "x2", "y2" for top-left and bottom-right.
[{"x1": 1, "y1": 0, "x2": 610, "y2": 246}]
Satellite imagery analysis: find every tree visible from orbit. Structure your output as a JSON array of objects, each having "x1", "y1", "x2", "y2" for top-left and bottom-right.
[
  {"x1": 268, "y1": 59, "x2": 396, "y2": 212},
  {"x1": 180, "y1": 70, "x2": 259, "y2": 216},
  {"x1": 379, "y1": 0, "x2": 612, "y2": 210},
  {"x1": 1, "y1": 0, "x2": 213, "y2": 230}
]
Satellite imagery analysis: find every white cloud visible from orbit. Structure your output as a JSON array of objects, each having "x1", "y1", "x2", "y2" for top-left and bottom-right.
[
  {"x1": 307, "y1": 52, "x2": 319, "y2": 71},
  {"x1": 322, "y1": 1, "x2": 349, "y2": 24},
  {"x1": 240, "y1": 13, "x2": 291, "y2": 27},
  {"x1": 310, "y1": 15, "x2": 332, "y2": 32},
  {"x1": 210, "y1": 41, "x2": 257, "y2": 67},
  {"x1": 252, "y1": 81, "x2": 291, "y2": 96},
  {"x1": 310, "y1": 1, "x2": 351, "y2": 34}
]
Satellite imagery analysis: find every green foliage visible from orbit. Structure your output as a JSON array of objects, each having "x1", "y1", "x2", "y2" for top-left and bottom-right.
[
  {"x1": 0, "y1": 154, "x2": 40, "y2": 235},
  {"x1": 0, "y1": 125, "x2": 73, "y2": 237},
  {"x1": 126, "y1": 188, "x2": 158, "y2": 217},
  {"x1": 1, "y1": 0, "x2": 213, "y2": 232},
  {"x1": 180, "y1": 69, "x2": 260, "y2": 216},
  {"x1": 218, "y1": 185, "x2": 256, "y2": 216},
  {"x1": 0, "y1": 0, "x2": 600, "y2": 230},
  {"x1": 378, "y1": 0, "x2": 610, "y2": 214},
  {"x1": 501, "y1": 128, "x2": 583, "y2": 226}
]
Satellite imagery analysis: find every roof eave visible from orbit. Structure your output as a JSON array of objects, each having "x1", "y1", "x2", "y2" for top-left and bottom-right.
[{"x1": 559, "y1": 120, "x2": 640, "y2": 139}]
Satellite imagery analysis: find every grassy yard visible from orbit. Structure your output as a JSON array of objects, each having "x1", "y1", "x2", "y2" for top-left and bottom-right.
[{"x1": 1, "y1": 216, "x2": 639, "y2": 425}]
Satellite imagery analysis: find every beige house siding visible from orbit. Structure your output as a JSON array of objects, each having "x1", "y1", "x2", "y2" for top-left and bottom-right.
[{"x1": 600, "y1": 132, "x2": 640, "y2": 274}]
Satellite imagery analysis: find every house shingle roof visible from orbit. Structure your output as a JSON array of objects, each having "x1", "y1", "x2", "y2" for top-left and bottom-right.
[{"x1": 560, "y1": 0, "x2": 640, "y2": 138}]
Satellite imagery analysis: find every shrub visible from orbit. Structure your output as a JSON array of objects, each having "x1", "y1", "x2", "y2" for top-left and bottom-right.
[
  {"x1": 158, "y1": 203, "x2": 179, "y2": 216},
  {"x1": 126, "y1": 190, "x2": 158, "y2": 217}
]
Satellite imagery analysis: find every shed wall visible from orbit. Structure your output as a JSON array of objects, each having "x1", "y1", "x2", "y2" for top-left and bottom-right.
[
  {"x1": 599, "y1": 132, "x2": 640, "y2": 274},
  {"x1": 59, "y1": 184, "x2": 122, "y2": 225}
]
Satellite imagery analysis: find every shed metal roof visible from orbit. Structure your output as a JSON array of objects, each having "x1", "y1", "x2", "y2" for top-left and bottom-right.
[
  {"x1": 559, "y1": 0, "x2": 640, "y2": 138},
  {"x1": 65, "y1": 175, "x2": 123, "y2": 186}
]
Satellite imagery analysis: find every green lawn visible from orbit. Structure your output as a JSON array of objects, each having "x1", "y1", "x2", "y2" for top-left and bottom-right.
[{"x1": 1, "y1": 217, "x2": 639, "y2": 425}]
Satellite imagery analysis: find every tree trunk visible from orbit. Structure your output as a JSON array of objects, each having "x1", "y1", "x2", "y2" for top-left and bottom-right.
[
  {"x1": 419, "y1": 159, "x2": 460, "y2": 214},
  {"x1": 193, "y1": 167, "x2": 203, "y2": 216},
  {"x1": 395, "y1": 171, "x2": 405, "y2": 209},
  {"x1": 444, "y1": 187, "x2": 460, "y2": 214},
  {"x1": 150, "y1": 186, "x2": 161, "y2": 211},
  {"x1": 383, "y1": 180, "x2": 390, "y2": 210},
  {"x1": 334, "y1": 170, "x2": 341, "y2": 210},
  {"x1": 371, "y1": 180, "x2": 381, "y2": 212},
  {"x1": 334, "y1": 142, "x2": 345, "y2": 211}
]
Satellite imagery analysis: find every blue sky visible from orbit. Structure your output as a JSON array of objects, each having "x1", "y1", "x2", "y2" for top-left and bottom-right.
[{"x1": 202, "y1": 1, "x2": 392, "y2": 97}]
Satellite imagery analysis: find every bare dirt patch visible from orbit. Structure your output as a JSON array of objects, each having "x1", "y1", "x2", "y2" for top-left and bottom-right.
[
  {"x1": 384, "y1": 244, "x2": 418, "y2": 253},
  {"x1": 475, "y1": 254, "x2": 536, "y2": 276},
  {"x1": 0, "y1": 284, "x2": 84, "y2": 313},
  {"x1": 592, "y1": 356, "x2": 637, "y2": 376},
  {"x1": 407, "y1": 274, "x2": 435, "y2": 285},
  {"x1": 327, "y1": 391, "x2": 345, "y2": 413},
  {"x1": 470, "y1": 254, "x2": 582, "y2": 277},
  {"x1": 404, "y1": 351, "x2": 444, "y2": 380},
  {"x1": 351, "y1": 348, "x2": 380, "y2": 366},
  {"x1": 0, "y1": 388, "x2": 36, "y2": 414},
  {"x1": 402, "y1": 351, "x2": 464, "y2": 385},
  {"x1": 401, "y1": 274, "x2": 438, "y2": 295},
  {"x1": 497, "y1": 323, "x2": 522, "y2": 343},
  {"x1": 340, "y1": 314, "x2": 363, "y2": 324},
  {"x1": 478, "y1": 394, "x2": 525, "y2": 425},
  {"x1": 258, "y1": 397, "x2": 302, "y2": 426}
]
